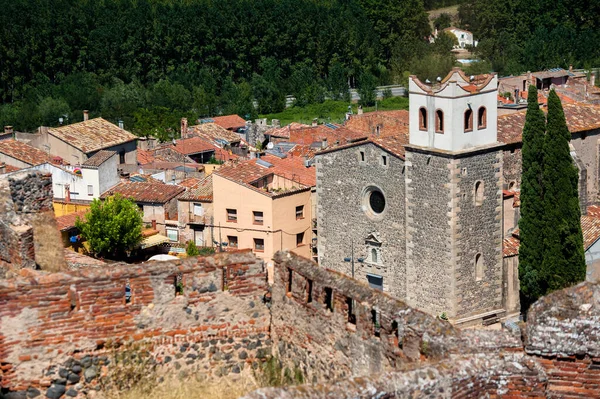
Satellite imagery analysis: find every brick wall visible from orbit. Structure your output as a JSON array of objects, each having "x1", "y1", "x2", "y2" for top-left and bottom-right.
[{"x1": 0, "y1": 250, "x2": 269, "y2": 398}]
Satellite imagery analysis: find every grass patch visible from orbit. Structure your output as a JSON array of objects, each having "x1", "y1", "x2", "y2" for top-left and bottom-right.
[{"x1": 260, "y1": 97, "x2": 408, "y2": 126}]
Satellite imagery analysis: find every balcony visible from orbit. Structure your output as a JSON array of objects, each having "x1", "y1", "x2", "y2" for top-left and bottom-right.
[{"x1": 188, "y1": 213, "x2": 207, "y2": 225}]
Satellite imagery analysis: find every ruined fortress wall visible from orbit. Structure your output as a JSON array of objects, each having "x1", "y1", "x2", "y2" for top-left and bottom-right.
[
  {"x1": 0, "y1": 250, "x2": 269, "y2": 397},
  {"x1": 269, "y1": 252, "x2": 522, "y2": 385}
]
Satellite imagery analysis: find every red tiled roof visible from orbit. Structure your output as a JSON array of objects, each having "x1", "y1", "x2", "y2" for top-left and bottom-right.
[
  {"x1": 0, "y1": 163, "x2": 21, "y2": 174},
  {"x1": 211, "y1": 115, "x2": 247, "y2": 130},
  {"x1": 100, "y1": 181, "x2": 185, "y2": 203},
  {"x1": 587, "y1": 205, "x2": 600, "y2": 218},
  {"x1": 214, "y1": 147, "x2": 240, "y2": 162},
  {"x1": 215, "y1": 154, "x2": 316, "y2": 195},
  {"x1": 287, "y1": 125, "x2": 367, "y2": 147},
  {"x1": 187, "y1": 123, "x2": 242, "y2": 144},
  {"x1": 0, "y1": 140, "x2": 50, "y2": 166},
  {"x1": 178, "y1": 177, "x2": 202, "y2": 189},
  {"x1": 82, "y1": 150, "x2": 116, "y2": 168},
  {"x1": 172, "y1": 137, "x2": 216, "y2": 155},
  {"x1": 179, "y1": 175, "x2": 213, "y2": 202},
  {"x1": 503, "y1": 236, "x2": 520, "y2": 257},
  {"x1": 345, "y1": 110, "x2": 409, "y2": 139},
  {"x1": 48, "y1": 118, "x2": 137, "y2": 154},
  {"x1": 498, "y1": 103, "x2": 600, "y2": 144},
  {"x1": 56, "y1": 210, "x2": 88, "y2": 231},
  {"x1": 266, "y1": 122, "x2": 310, "y2": 139},
  {"x1": 137, "y1": 149, "x2": 155, "y2": 165}
]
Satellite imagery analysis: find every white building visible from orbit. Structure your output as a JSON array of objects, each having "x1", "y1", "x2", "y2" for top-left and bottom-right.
[{"x1": 443, "y1": 27, "x2": 477, "y2": 48}]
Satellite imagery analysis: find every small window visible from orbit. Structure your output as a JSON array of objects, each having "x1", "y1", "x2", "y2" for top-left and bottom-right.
[
  {"x1": 254, "y1": 238, "x2": 265, "y2": 252},
  {"x1": 324, "y1": 287, "x2": 334, "y2": 312},
  {"x1": 381, "y1": 155, "x2": 387, "y2": 166},
  {"x1": 296, "y1": 205, "x2": 304, "y2": 219},
  {"x1": 371, "y1": 248, "x2": 378, "y2": 263},
  {"x1": 464, "y1": 109, "x2": 473, "y2": 132},
  {"x1": 477, "y1": 107, "x2": 487, "y2": 129},
  {"x1": 166, "y1": 228, "x2": 178, "y2": 242},
  {"x1": 475, "y1": 181, "x2": 484, "y2": 206},
  {"x1": 227, "y1": 235, "x2": 238, "y2": 248},
  {"x1": 125, "y1": 282, "x2": 132, "y2": 304},
  {"x1": 193, "y1": 203, "x2": 203, "y2": 216},
  {"x1": 419, "y1": 107, "x2": 427, "y2": 130},
  {"x1": 119, "y1": 151, "x2": 125, "y2": 164},
  {"x1": 287, "y1": 267, "x2": 293, "y2": 293},
  {"x1": 253, "y1": 211, "x2": 264, "y2": 225},
  {"x1": 360, "y1": 151, "x2": 365, "y2": 162},
  {"x1": 87, "y1": 185, "x2": 93, "y2": 196},
  {"x1": 435, "y1": 110, "x2": 444, "y2": 133},
  {"x1": 175, "y1": 273, "x2": 183, "y2": 295},
  {"x1": 306, "y1": 279, "x2": 313, "y2": 303},
  {"x1": 226, "y1": 208, "x2": 237, "y2": 222},
  {"x1": 375, "y1": 125, "x2": 381, "y2": 135},
  {"x1": 296, "y1": 232, "x2": 304, "y2": 246},
  {"x1": 346, "y1": 297, "x2": 356, "y2": 325},
  {"x1": 475, "y1": 253, "x2": 484, "y2": 281}
]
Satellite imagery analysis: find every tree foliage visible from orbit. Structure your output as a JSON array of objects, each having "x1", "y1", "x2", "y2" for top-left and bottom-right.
[
  {"x1": 76, "y1": 195, "x2": 143, "y2": 259},
  {"x1": 518, "y1": 86, "x2": 547, "y2": 309},
  {"x1": 541, "y1": 90, "x2": 586, "y2": 292}
]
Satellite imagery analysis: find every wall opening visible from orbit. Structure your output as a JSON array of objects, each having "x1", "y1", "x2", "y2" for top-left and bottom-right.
[
  {"x1": 346, "y1": 297, "x2": 356, "y2": 325},
  {"x1": 324, "y1": 287, "x2": 334, "y2": 312},
  {"x1": 478, "y1": 106, "x2": 487, "y2": 129},
  {"x1": 175, "y1": 273, "x2": 183, "y2": 295},
  {"x1": 306, "y1": 279, "x2": 313, "y2": 303},
  {"x1": 435, "y1": 110, "x2": 444, "y2": 133},
  {"x1": 371, "y1": 248, "x2": 378, "y2": 263},
  {"x1": 360, "y1": 151, "x2": 365, "y2": 162},
  {"x1": 372, "y1": 308, "x2": 380, "y2": 337},
  {"x1": 222, "y1": 267, "x2": 229, "y2": 291},
  {"x1": 391, "y1": 320, "x2": 402, "y2": 349},
  {"x1": 125, "y1": 282, "x2": 132, "y2": 304},
  {"x1": 475, "y1": 181, "x2": 484, "y2": 206},
  {"x1": 287, "y1": 267, "x2": 293, "y2": 293},
  {"x1": 419, "y1": 107, "x2": 427, "y2": 130},
  {"x1": 475, "y1": 253, "x2": 484, "y2": 281},
  {"x1": 464, "y1": 109, "x2": 473, "y2": 132}
]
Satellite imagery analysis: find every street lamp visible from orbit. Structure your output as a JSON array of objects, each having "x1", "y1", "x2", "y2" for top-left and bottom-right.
[{"x1": 343, "y1": 242, "x2": 364, "y2": 278}]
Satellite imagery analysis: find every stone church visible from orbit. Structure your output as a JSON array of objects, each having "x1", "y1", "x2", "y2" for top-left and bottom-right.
[{"x1": 315, "y1": 69, "x2": 512, "y2": 326}]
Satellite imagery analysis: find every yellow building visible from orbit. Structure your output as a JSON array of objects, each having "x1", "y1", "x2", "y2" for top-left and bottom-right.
[{"x1": 213, "y1": 154, "x2": 316, "y2": 279}]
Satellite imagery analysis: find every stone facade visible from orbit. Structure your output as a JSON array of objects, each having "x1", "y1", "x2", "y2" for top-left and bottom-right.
[{"x1": 316, "y1": 142, "x2": 406, "y2": 297}]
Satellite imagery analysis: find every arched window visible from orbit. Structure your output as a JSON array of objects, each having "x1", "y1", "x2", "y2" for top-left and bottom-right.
[
  {"x1": 464, "y1": 109, "x2": 473, "y2": 132},
  {"x1": 435, "y1": 109, "x2": 444, "y2": 133},
  {"x1": 419, "y1": 107, "x2": 427, "y2": 130},
  {"x1": 475, "y1": 253, "x2": 483, "y2": 281},
  {"x1": 478, "y1": 107, "x2": 487, "y2": 129},
  {"x1": 474, "y1": 181, "x2": 484, "y2": 206},
  {"x1": 371, "y1": 248, "x2": 378, "y2": 263}
]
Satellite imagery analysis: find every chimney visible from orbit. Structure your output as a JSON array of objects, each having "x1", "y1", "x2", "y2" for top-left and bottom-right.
[
  {"x1": 118, "y1": 120, "x2": 124, "y2": 129},
  {"x1": 312, "y1": 118, "x2": 318, "y2": 127},
  {"x1": 591, "y1": 74, "x2": 596, "y2": 88},
  {"x1": 272, "y1": 119, "x2": 280, "y2": 128},
  {"x1": 4, "y1": 126, "x2": 13, "y2": 138},
  {"x1": 358, "y1": 105, "x2": 363, "y2": 115},
  {"x1": 83, "y1": 110, "x2": 89, "y2": 121},
  {"x1": 569, "y1": 65, "x2": 573, "y2": 72},
  {"x1": 321, "y1": 138, "x2": 328, "y2": 149},
  {"x1": 181, "y1": 117, "x2": 188, "y2": 138},
  {"x1": 151, "y1": 220, "x2": 157, "y2": 230}
]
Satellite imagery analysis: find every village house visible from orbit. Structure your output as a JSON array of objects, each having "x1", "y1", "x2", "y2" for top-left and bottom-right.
[
  {"x1": 24, "y1": 113, "x2": 138, "y2": 171},
  {"x1": 443, "y1": 27, "x2": 477, "y2": 48},
  {"x1": 0, "y1": 139, "x2": 50, "y2": 168},
  {"x1": 181, "y1": 118, "x2": 248, "y2": 157},
  {"x1": 212, "y1": 154, "x2": 315, "y2": 276},
  {"x1": 100, "y1": 181, "x2": 185, "y2": 239},
  {"x1": 177, "y1": 175, "x2": 214, "y2": 248},
  {"x1": 210, "y1": 114, "x2": 247, "y2": 132}
]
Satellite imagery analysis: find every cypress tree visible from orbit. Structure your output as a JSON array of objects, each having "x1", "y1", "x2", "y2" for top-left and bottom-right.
[
  {"x1": 518, "y1": 86, "x2": 547, "y2": 309},
  {"x1": 541, "y1": 90, "x2": 586, "y2": 291}
]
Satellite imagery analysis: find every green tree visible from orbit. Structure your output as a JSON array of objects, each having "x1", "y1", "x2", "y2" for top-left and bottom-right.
[
  {"x1": 518, "y1": 86, "x2": 547, "y2": 310},
  {"x1": 541, "y1": 90, "x2": 586, "y2": 292},
  {"x1": 38, "y1": 97, "x2": 71, "y2": 127},
  {"x1": 357, "y1": 70, "x2": 378, "y2": 106},
  {"x1": 186, "y1": 240, "x2": 200, "y2": 256},
  {"x1": 76, "y1": 195, "x2": 143, "y2": 259},
  {"x1": 434, "y1": 13, "x2": 452, "y2": 30},
  {"x1": 326, "y1": 61, "x2": 350, "y2": 101}
]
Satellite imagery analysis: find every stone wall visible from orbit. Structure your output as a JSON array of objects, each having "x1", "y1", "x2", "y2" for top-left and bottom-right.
[
  {"x1": 315, "y1": 142, "x2": 407, "y2": 298},
  {"x1": 269, "y1": 252, "x2": 521, "y2": 385},
  {"x1": 405, "y1": 146, "x2": 505, "y2": 323},
  {"x1": 502, "y1": 146, "x2": 522, "y2": 189},
  {"x1": 0, "y1": 250, "x2": 270, "y2": 398},
  {"x1": 0, "y1": 171, "x2": 66, "y2": 275}
]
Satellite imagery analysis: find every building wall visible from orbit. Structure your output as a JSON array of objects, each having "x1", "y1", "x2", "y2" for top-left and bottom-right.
[
  {"x1": 405, "y1": 148, "x2": 504, "y2": 322},
  {"x1": 96, "y1": 154, "x2": 120, "y2": 195},
  {"x1": 571, "y1": 130, "x2": 600, "y2": 204},
  {"x1": 0, "y1": 154, "x2": 32, "y2": 169},
  {"x1": 213, "y1": 174, "x2": 274, "y2": 264},
  {"x1": 315, "y1": 142, "x2": 406, "y2": 298},
  {"x1": 502, "y1": 146, "x2": 522, "y2": 189},
  {"x1": 272, "y1": 190, "x2": 312, "y2": 260},
  {"x1": 53, "y1": 201, "x2": 91, "y2": 217},
  {"x1": 142, "y1": 203, "x2": 167, "y2": 234},
  {"x1": 177, "y1": 199, "x2": 214, "y2": 246},
  {"x1": 585, "y1": 239, "x2": 600, "y2": 282},
  {"x1": 502, "y1": 255, "x2": 520, "y2": 315},
  {"x1": 97, "y1": 140, "x2": 137, "y2": 167}
]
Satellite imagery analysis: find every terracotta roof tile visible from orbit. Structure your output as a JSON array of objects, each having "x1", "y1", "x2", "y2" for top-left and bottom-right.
[
  {"x1": 286, "y1": 125, "x2": 367, "y2": 147},
  {"x1": 0, "y1": 140, "x2": 50, "y2": 166},
  {"x1": 211, "y1": 115, "x2": 247, "y2": 130},
  {"x1": 187, "y1": 123, "x2": 242, "y2": 144},
  {"x1": 171, "y1": 137, "x2": 216, "y2": 155},
  {"x1": 56, "y1": 210, "x2": 88, "y2": 231},
  {"x1": 137, "y1": 149, "x2": 155, "y2": 165},
  {"x1": 503, "y1": 236, "x2": 520, "y2": 257},
  {"x1": 100, "y1": 181, "x2": 185, "y2": 203},
  {"x1": 498, "y1": 103, "x2": 600, "y2": 145},
  {"x1": 49, "y1": 118, "x2": 137, "y2": 154},
  {"x1": 179, "y1": 175, "x2": 213, "y2": 202},
  {"x1": 82, "y1": 150, "x2": 116, "y2": 168},
  {"x1": 345, "y1": 110, "x2": 409, "y2": 139},
  {"x1": 0, "y1": 163, "x2": 21, "y2": 174},
  {"x1": 266, "y1": 122, "x2": 310, "y2": 139},
  {"x1": 178, "y1": 177, "x2": 202, "y2": 189}
]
